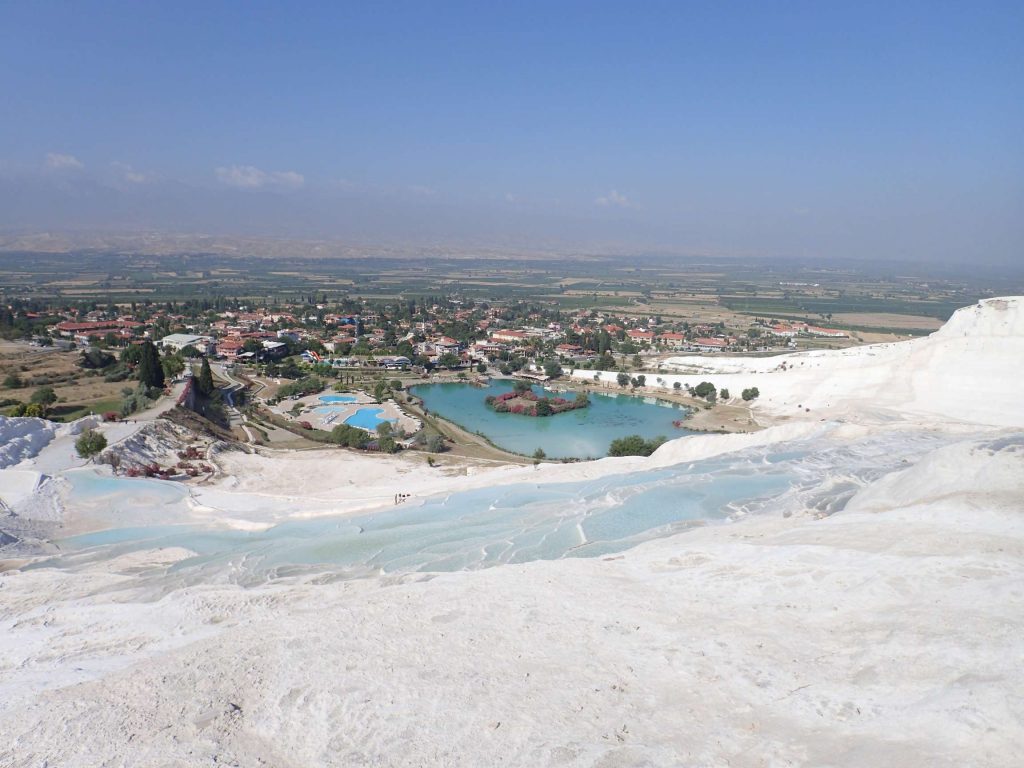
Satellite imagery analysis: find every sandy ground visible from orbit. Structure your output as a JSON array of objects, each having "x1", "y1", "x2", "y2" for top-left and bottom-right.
[
  {"x1": 831, "y1": 311, "x2": 944, "y2": 330},
  {"x1": 1, "y1": 297, "x2": 1023, "y2": 766}
]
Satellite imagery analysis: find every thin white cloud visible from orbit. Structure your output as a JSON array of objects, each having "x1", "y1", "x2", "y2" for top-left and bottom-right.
[
  {"x1": 111, "y1": 161, "x2": 147, "y2": 184},
  {"x1": 44, "y1": 152, "x2": 84, "y2": 171},
  {"x1": 405, "y1": 184, "x2": 436, "y2": 197},
  {"x1": 215, "y1": 165, "x2": 304, "y2": 190},
  {"x1": 595, "y1": 189, "x2": 634, "y2": 209}
]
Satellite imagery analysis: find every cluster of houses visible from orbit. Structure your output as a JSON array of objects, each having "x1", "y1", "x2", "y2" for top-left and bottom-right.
[
  {"x1": 766, "y1": 321, "x2": 848, "y2": 339},
  {"x1": 39, "y1": 298, "x2": 850, "y2": 372}
]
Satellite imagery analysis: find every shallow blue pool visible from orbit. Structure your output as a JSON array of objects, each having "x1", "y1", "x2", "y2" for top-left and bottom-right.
[
  {"x1": 318, "y1": 394, "x2": 357, "y2": 404},
  {"x1": 40, "y1": 430, "x2": 951, "y2": 586},
  {"x1": 345, "y1": 407, "x2": 397, "y2": 431},
  {"x1": 54, "y1": 452, "x2": 793, "y2": 580}
]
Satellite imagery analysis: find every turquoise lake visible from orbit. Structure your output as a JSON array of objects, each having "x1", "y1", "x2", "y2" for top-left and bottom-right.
[{"x1": 411, "y1": 380, "x2": 694, "y2": 459}]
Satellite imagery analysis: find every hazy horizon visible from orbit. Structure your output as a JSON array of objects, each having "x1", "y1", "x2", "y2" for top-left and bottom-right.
[{"x1": 1, "y1": 1, "x2": 1020, "y2": 264}]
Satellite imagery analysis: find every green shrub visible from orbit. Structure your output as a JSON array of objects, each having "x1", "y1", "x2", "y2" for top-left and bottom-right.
[
  {"x1": 75, "y1": 428, "x2": 107, "y2": 459},
  {"x1": 607, "y1": 434, "x2": 667, "y2": 457}
]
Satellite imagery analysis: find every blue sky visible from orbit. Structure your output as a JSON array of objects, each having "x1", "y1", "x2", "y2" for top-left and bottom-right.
[{"x1": 1, "y1": 1, "x2": 1020, "y2": 262}]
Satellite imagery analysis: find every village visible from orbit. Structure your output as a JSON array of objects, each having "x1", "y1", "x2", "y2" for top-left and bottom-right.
[
  {"x1": 0, "y1": 291, "x2": 863, "y2": 469},
  {"x1": 8, "y1": 292, "x2": 851, "y2": 377}
]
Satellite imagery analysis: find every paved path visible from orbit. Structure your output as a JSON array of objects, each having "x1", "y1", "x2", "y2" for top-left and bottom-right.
[{"x1": 212, "y1": 364, "x2": 255, "y2": 443}]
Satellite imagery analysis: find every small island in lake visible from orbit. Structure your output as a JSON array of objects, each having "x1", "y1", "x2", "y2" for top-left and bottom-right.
[{"x1": 485, "y1": 382, "x2": 590, "y2": 417}]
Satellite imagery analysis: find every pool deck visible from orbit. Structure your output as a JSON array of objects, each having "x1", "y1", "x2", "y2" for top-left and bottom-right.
[{"x1": 269, "y1": 390, "x2": 422, "y2": 434}]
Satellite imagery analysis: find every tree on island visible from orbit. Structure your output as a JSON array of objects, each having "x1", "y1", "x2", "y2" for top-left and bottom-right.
[
  {"x1": 513, "y1": 379, "x2": 532, "y2": 395},
  {"x1": 535, "y1": 399, "x2": 552, "y2": 416},
  {"x1": 136, "y1": 340, "x2": 165, "y2": 390}
]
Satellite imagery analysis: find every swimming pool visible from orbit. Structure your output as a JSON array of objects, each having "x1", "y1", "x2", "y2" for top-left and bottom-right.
[
  {"x1": 318, "y1": 394, "x2": 357, "y2": 404},
  {"x1": 345, "y1": 407, "x2": 397, "y2": 431}
]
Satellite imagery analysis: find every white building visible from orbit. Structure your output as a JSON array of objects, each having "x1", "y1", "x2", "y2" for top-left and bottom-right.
[{"x1": 158, "y1": 334, "x2": 213, "y2": 354}]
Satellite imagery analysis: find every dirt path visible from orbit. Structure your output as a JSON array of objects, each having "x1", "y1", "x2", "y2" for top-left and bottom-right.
[{"x1": 401, "y1": 398, "x2": 532, "y2": 465}]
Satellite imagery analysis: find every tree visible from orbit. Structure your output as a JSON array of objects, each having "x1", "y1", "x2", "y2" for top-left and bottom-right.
[
  {"x1": 376, "y1": 421, "x2": 394, "y2": 439},
  {"x1": 136, "y1": 340, "x2": 165, "y2": 389},
  {"x1": 3, "y1": 372, "x2": 23, "y2": 389},
  {"x1": 693, "y1": 381, "x2": 716, "y2": 400},
  {"x1": 636, "y1": 374, "x2": 646, "y2": 388},
  {"x1": 120, "y1": 344, "x2": 143, "y2": 366},
  {"x1": 79, "y1": 348, "x2": 116, "y2": 370},
  {"x1": 30, "y1": 386, "x2": 58, "y2": 411},
  {"x1": 672, "y1": 381, "x2": 682, "y2": 391},
  {"x1": 390, "y1": 379, "x2": 404, "y2": 391},
  {"x1": 331, "y1": 423, "x2": 369, "y2": 449},
  {"x1": 543, "y1": 360, "x2": 563, "y2": 379},
  {"x1": 437, "y1": 352, "x2": 461, "y2": 369},
  {"x1": 197, "y1": 357, "x2": 215, "y2": 396},
  {"x1": 75, "y1": 428, "x2": 107, "y2": 459},
  {"x1": 719, "y1": 388, "x2": 730, "y2": 400},
  {"x1": 21, "y1": 402, "x2": 44, "y2": 417},
  {"x1": 513, "y1": 379, "x2": 532, "y2": 395},
  {"x1": 533, "y1": 447, "x2": 546, "y2": 460},
  {"x1": 607, "y1": 434, "x2": 667, "y2": 457},
  {"x1": 535, "y1": 399, "x2": 552, "y2": 416},
  {"x1": 476, "y1": 362, "x2": 487, "y2": 374},
  {"x1": 424, "y1": 434, "x2": 446, "y2": 453},
  {"x1": 162, "y1": 354, "x2": 185, "y2": 380},
  {"x1": 574, "y1": 391, "x2": 590, "y2": 407},
  {"x1": 616, "y1": 372, "x2": 630, "y2": 388},
  {"x1": 741, "y1": 387, "x2": 760, "y2": 401}
]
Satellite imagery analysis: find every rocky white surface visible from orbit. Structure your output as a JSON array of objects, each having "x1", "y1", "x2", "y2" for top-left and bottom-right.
[
  {"x1": 577, "y1": 296, "x2": 1024, "y2": 429},
  {"x1": 0, "y1": 297, "x2": 1022, "y2": 766}
]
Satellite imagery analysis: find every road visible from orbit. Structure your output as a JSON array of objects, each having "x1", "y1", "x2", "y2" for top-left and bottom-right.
[{"x1": 212, "y1": 364, "x2": 255, "y2": 443}]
